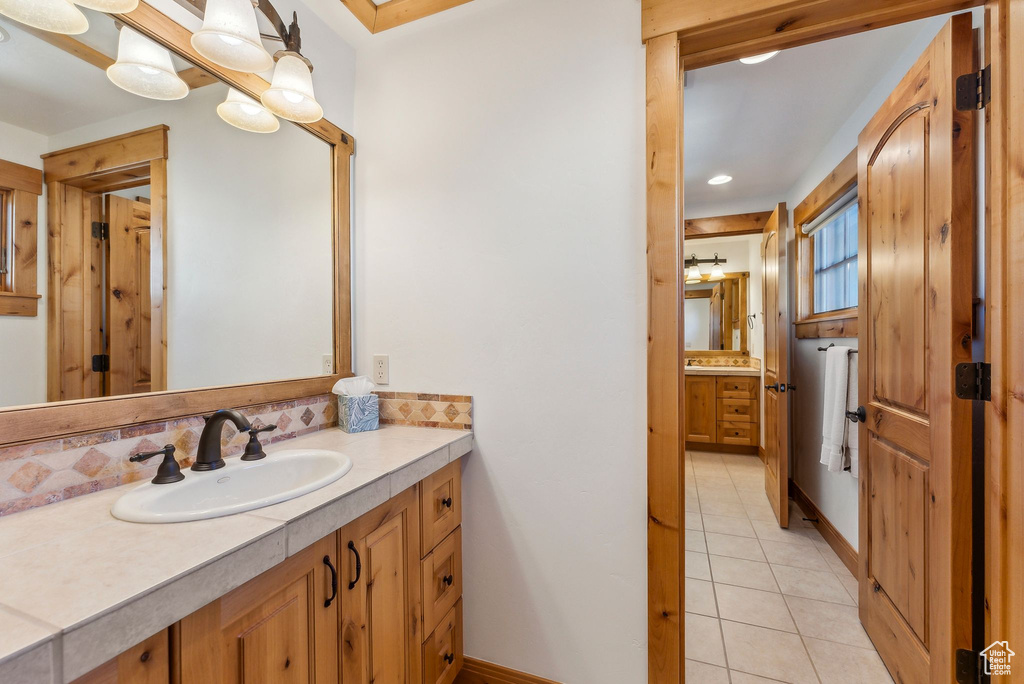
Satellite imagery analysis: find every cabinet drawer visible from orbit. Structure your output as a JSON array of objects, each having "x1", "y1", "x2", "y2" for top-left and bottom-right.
[
  {"x1": 716, "y1": 376, "x2": 759, "y2": 399},
  {"x1": 421, "y1": 460, "x2": 462, "y2": 555},
  {"x1": 718, "y1": 421, "x2": 758, "y2": 446},
  {"x1": 717, "y1": 397, "x2": 757, "y2": 423},
  {"x1": 422, "y1": 527, "x2": 462, "y2": 639},
  {"x1": 423, "y1": 600, "x2": 463, "y2": 684}
]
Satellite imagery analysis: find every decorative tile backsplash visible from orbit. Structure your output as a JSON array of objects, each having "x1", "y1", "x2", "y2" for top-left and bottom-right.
[
  {"x1": 685, "y1": 354, "x2": 761, "y2": 369},
  {"x1": 0, "y1": 394, "x2": 337, "y2": 517},
  {"x1": 375, "y1": 392, "x2": 472, "y2": 430}
]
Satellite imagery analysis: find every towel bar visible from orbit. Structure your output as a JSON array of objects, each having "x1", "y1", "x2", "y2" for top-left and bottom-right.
[{"x1": 817, "y1": 343, "x2": 858, "y2": 353}]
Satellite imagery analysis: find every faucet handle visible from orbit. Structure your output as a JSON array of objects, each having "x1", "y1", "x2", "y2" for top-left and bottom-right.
[
  {"x1": 241, "y1": 424, "x2": 277, "y2": 462},
  {"x1": 130, "y1": 444, "x2": 185, "y2": 484}
]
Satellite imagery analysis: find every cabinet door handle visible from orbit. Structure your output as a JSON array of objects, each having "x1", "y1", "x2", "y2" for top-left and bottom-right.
[
  {"x1": 347, "y1": 541, "x2": 362, "y2": 590},
  {"x1": 443, "y1": 653, "x2": 455, "y2": 665},
  {"x1": 443, "y1": 574, "x2": 454, "y2": 587},
  {"x1": 441, "y1": 496, "x2": 453, "y2": 509},
  {"x1": 323, "y1": 555, "x2": 338, "y2": 608}
]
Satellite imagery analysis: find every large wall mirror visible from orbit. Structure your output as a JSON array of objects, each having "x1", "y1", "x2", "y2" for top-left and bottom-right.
[
  {"x1": 684, "y1": 273, "x2": 750, "y2": 352},
  {"x1": 0, "y1": 2, "x2": 352, "y2": 443}
]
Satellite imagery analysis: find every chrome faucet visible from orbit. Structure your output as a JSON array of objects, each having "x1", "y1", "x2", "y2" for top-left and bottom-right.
[{"x1": 193, "y1": 409, "x2": 252, "y2": 471}]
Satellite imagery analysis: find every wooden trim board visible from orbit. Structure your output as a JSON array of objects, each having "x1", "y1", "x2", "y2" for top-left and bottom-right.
[
  {"x1": 455, "y1": 657, "x2": 560, "y2": 684},
  {"x1": 341, "y1": 0, "x2": 473, "y2": 33},
  {"x1": 790, "y1": 478, "x2": 858, "y2": 576},
  {"x1": 793, "y1": 311, "x2": 858, "y2": 339},
  {"x1": 0, "y1": 0, "x2": 354, "y2": 447},
  {"x1": 684, "y1": 211, "x2": 773, "y2": 239}
]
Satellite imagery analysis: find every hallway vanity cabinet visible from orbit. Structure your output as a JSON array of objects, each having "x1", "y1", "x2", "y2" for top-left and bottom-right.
[
  {"x1": 684, "y1": 372, "x2": 760, "y2": 451},
  {"x1": 71, "y1": 462, "x2": 465, "y2": 684}
]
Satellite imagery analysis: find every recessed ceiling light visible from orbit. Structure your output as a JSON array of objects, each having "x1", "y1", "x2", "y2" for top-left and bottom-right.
[
  {"x1": 708, "y1": 175, "x2": 733, "y2": 185},
  {"x1": 739, "y1": 51, "x2": 780, "y2": 65}
]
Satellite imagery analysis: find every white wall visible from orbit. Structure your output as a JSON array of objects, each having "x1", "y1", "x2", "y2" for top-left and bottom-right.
[
  {"x1": 0, "y1": 120, "x2": 48, "y2": 407},
  {"x1": 351, "y1": 0, "x2": 647, "y2": 680},
  {"x1": 684, "y1": 299, "x2": 711, "y2": 350}
]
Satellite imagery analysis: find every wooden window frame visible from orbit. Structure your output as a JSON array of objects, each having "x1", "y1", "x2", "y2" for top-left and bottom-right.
[
  {"x1": 0, "y1": 158, "x2": 44, "y2": 317},
  {"x1": 0, "y1": 1, "x2": 354, "y2": 446},
  {"x1": 793, "y1": 148, "x2": 859, "y2": 339},
  {"x1": 643, "y1": 0, "x2": 1024, "y2": 681}
]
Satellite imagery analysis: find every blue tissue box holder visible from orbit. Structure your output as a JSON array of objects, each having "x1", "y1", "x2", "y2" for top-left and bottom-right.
[{"x1": 338, "y1": 394, "x2": 379, "y2": 433}]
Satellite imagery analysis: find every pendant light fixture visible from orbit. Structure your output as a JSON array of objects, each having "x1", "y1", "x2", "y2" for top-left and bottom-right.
[
  {"x1": 218, "y1": 87, "x2": 280, "y2": 133},
  {"x1": 261, "y1": 53, "x2": 322, "y2": 123},
  {"x1": 72, "y1": 0, "x2": 139, "y2": 11},
  {"x1": 685, "y1": 256, "x2": 703, "y2": 285},
  {"x1": 192, "y1": 0, "x2": 273, "y2": 73},
  {"x1": 107, "y1": 26, "x2": 189, "y2": 100},
  {"x1": 708, "y1": 254, "x2": 726, "y2": 281},
  {"x1": 0, "y1": 0, "x2": 88, "y2": 35}
]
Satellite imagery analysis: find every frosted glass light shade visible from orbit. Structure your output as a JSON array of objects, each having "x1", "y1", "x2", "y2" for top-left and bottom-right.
[
  {"x1": 685, "y1": 263, "x2": 702, "y2": 284},
  {"x1": 107, "y1": 27, "x2": 188, "y2": 101},
  {"x1": 709, "y1": 262, "x2": 725, "y2": 281},
  {"x1": 0, "y1": 0, "x2": 88, "y2": 35},
  {"x1": 218, "y1": 88, "x2": 280, "y2": 133},
  {"x1": 191, "y1": 0, "x2": 272, "y2": 73},
  {"x1": 72, "y1": 0, "x2": 139, "y2": 11},
  {"x1": 261, "y1": 55, "x2": 323, "y2": 123}
]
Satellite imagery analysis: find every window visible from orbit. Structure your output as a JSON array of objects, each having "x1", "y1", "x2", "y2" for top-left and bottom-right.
[{"x1": 810, "y1": 196, "x2": 858, "y2": 314}]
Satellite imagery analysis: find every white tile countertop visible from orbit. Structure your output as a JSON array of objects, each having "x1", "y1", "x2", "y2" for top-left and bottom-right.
[
  {"x1": 0, "y1": 425, "x2": 472, "y2": 683},
  {"x1": 684, "y1": 365, "x2": 762, "y2": 377}
]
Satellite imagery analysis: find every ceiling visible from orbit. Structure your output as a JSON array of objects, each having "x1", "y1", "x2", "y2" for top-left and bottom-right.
[
  {"x1": 0, "y1": 8, "x2": 216, "y2": 138},
  {"x1": 682, "y1": 16, "x2": 945, "y2": 217}
]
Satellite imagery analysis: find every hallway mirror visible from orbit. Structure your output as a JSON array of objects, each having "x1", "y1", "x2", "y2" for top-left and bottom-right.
[{"x1": 0, "y1": 7, "x2": 336, "y2": 410}]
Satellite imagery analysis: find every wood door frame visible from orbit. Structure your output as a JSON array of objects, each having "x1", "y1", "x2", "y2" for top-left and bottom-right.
[
  {"x1": 643, "y1": 0, "x2": 1023, "y2": 679},
  {"x1": 0, "y1": 1, "x2": 354, "y2": 447}
]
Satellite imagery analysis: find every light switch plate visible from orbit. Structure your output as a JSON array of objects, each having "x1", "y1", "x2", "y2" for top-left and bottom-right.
[{"x1": 373, "y1": 355, "x2": 389, "y2": 385}]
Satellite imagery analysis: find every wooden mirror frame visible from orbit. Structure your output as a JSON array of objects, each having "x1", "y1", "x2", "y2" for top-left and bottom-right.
[{"x1": 0, "y1": 1, "x2": 354, "y2": 447}]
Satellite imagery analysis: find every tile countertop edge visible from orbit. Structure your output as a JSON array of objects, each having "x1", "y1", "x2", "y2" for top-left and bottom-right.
[
  {"x1": 0, "y1": 426, "x2": 473, "y2": 683},
  {"x1": 684, "y1": 366, "x2": 762, "y2": 377}
]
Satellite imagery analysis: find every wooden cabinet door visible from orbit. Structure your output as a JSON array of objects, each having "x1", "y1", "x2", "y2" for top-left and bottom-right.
[
  {"x1": 857, "y1": 14, "x2": 975, "y2": 684},
  {"x1": 684, "y1": 375, "x2": 716, "y2": 443},
  {"x1": 762, "y1": 202, "x2": 791, "y2": 527},
  {"x1": 178, "y1": 533, "x2": 339, "y2": 684},
  {"x1": 71, "y1": 629, "x2": 170, "y2": 684},
  {"x1": 340, "y1": 485, "x2": 422, "y2": 684}
]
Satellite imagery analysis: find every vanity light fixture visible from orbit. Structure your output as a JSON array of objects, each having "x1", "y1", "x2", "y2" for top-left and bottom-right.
[
  {"x1": 72, "y1": 0, "x2": 140, "y2": 12},
  {"x1": 218, "y1": 87, "x2": 280, "y2": 133},
  {"x1": 261, "y1": 53, "x2": 322, "y2": 123},
  {"x1": 107, "y1": 26, "x2": 189, "y2": 100},
  {"x1": 708, "y1": 254, "x2": 726, "y2": 281},
  {"x1": 0, "y1": 0, "x2": 88, "y2": 35},
  {"x1": 685, "y1": 256, "x2": 703, "y2": 284},
  {"x1": 192, "y1": 0, "x2": 273, "y2": 73},
  {"x1": 739, "y1": 51, "x2": 779, "y2": 65},
  {"x1": 707, "y1": 174, "x2": 733, "y2": 185}
]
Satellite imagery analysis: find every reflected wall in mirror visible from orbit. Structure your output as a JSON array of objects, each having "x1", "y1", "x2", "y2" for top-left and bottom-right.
[{"x1": 0, "y1": 7, "x2": 335, "y2": 410}]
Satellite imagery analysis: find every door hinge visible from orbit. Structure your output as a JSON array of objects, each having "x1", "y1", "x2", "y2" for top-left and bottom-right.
[
  {"x1": 91, "y1": 221, "x2": 109, "y2": 240},
  {"x1": 91, "y1": 354, "x2": 110, "y2": 373},
  {"x1": 956, "y1": 64, "x2": 991, "y2": 111},
  {"x1": 955, "y1": 362, "x2": 991, "y2": 401},
  {"x1": 956, "y1": 648, "x2": 990, "y2": 684}
]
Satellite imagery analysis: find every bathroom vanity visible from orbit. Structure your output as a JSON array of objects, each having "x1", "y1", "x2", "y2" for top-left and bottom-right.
[
  {"x1": 0, "y1": 426, "x2": 469, "y2": 684},
  {"x1": 684, "y1": 367, "x2": 761, "y2": 451}
]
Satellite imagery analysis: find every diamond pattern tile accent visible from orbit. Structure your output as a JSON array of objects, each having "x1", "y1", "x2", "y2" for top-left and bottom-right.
[
  {"x1": 300, "y1": 408, "x2": 315, "y2": 426},
  {"x1": 73, "y1": 448, "x2": 110, "y2": 478},
  {"x1": 9, "y1": 462, "x2": 53, "y2": 494}
]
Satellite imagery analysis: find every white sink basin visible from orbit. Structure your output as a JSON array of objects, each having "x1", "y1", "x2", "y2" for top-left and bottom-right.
[{"x1": 111, "y1": 449, "x2": 353, "y2": 523}]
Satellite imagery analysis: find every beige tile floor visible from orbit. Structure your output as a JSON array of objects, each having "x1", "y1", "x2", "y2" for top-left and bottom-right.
[{"x1": 684, "y1": 450, "x2": 893, "y2": 684}]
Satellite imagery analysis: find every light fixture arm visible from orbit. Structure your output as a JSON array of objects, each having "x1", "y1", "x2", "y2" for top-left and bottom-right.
[
  {"x1": 688, "y1": 253, "x2": 727, "y2": 265},
  {"x1": 255, "y1": 0, "x2": 300, "y2": 54}
]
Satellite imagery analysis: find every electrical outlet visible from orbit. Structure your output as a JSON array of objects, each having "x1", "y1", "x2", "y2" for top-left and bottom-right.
[
  {"x1": 373, "y1": 354, "x2": 389, "y2": 385},
  {"x1": 322, "y1": 355, "x2": 334, "y2": 375}
]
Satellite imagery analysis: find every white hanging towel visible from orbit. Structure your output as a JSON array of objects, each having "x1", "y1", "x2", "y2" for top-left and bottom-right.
[
  {"x1": 846, "y1": 350, "x2": 859, "y2": 477},
  {"x1": 820, "y1": 346, "x2": 853, "y2": 472}
]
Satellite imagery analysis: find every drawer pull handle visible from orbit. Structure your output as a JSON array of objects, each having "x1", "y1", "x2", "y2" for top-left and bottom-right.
[
  {"x1": 441, "y1": 496, "x2": 453, "y2": 509},
  {"x1": 443, "y1": 574, "x2": 454, "y2": 587},
  {"x1": 347, "y1": 541, "x2": 361, "y2": 590},
  {"x1": 443, "y1": 653, "x2": 455, "y2": 665},
  {"x1": 323, "y1": 555, "x2": 338, "y2": 608}
]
